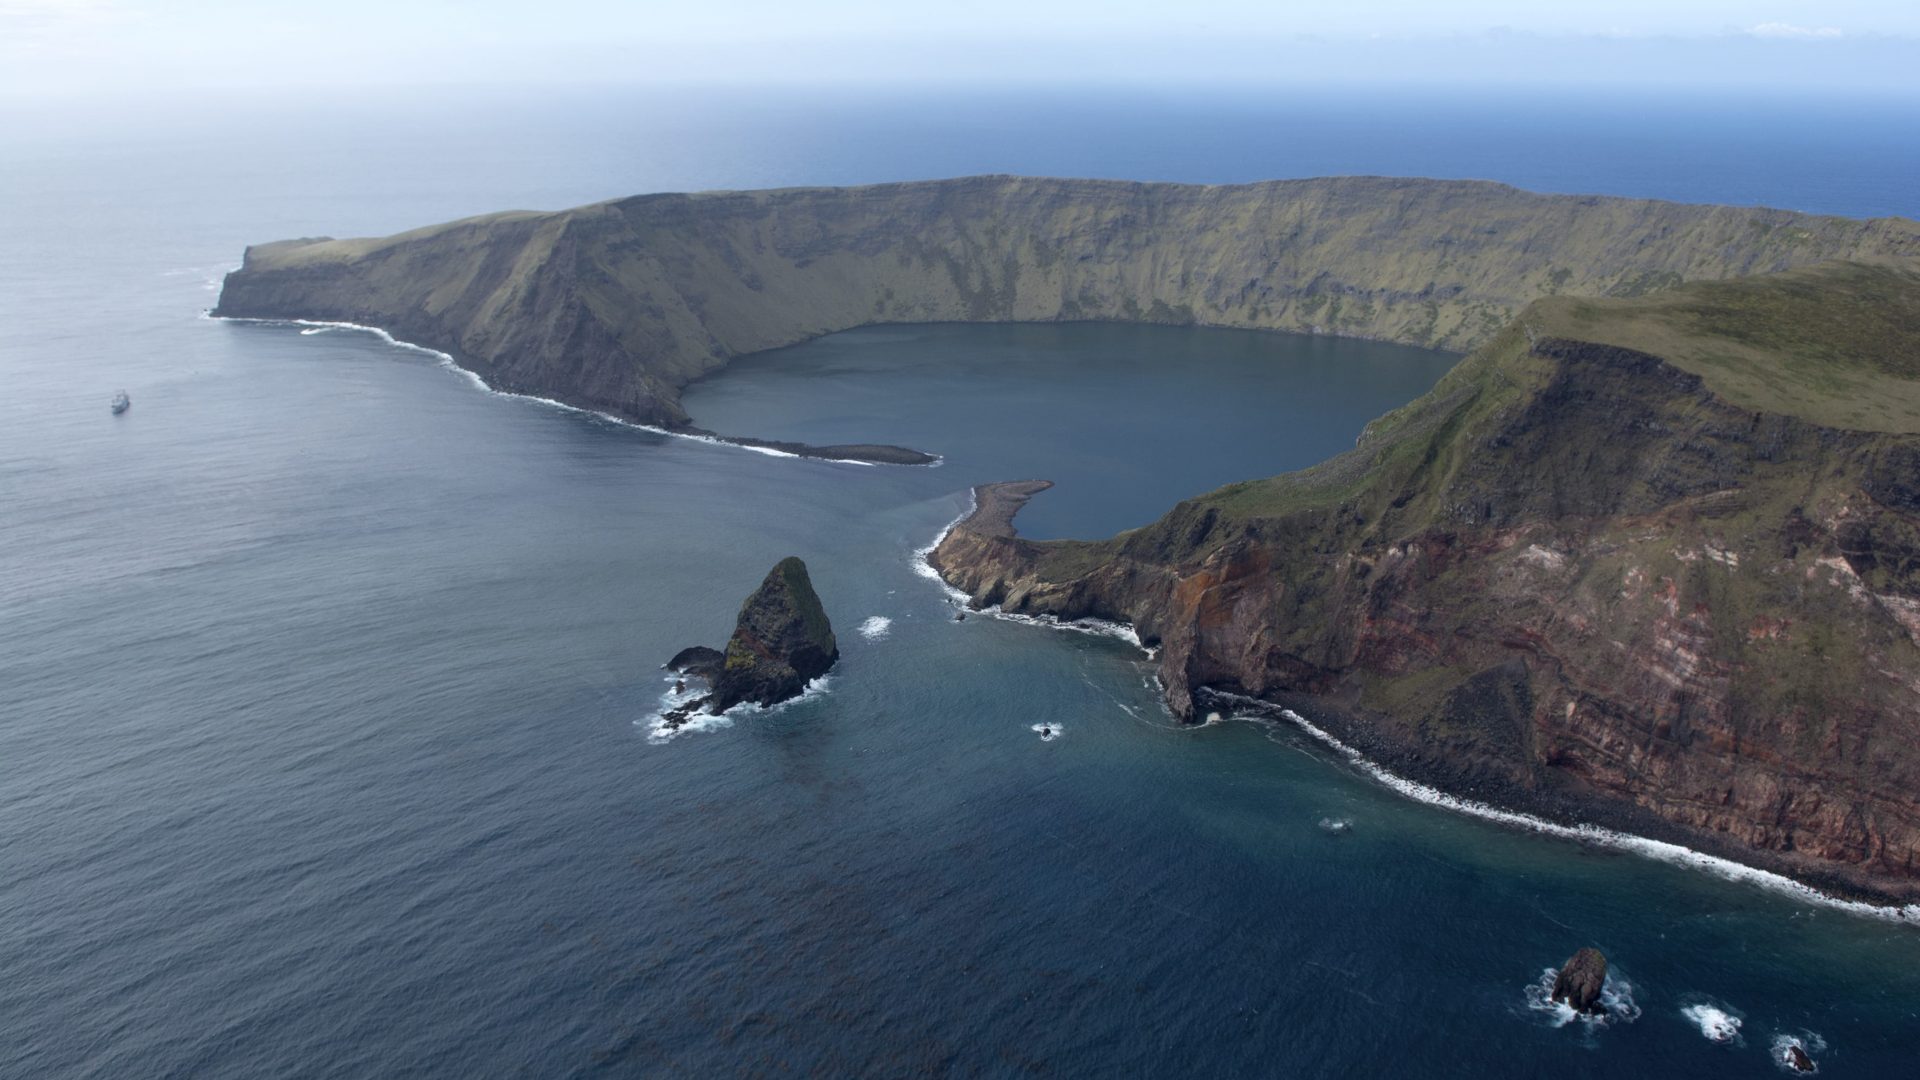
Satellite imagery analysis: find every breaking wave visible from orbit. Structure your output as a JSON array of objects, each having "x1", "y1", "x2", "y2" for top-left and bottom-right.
[
  {"x1": 1680, "y1": 1001, "x2": 1744, "y2": 1044},
  {"x1": 640, "y1": 674, "x2": 833, "y2": 744},
  {"x1": 858, "y1": 616, "x2": 892, "y2": 640},
  {"x1": 1216, "y1": 694, "x2": 1920, "y2": 924},
  {"x1": 209, "y1": 316, "x2": 920, "y2": 467},
  {"x1": 1770, "y1": 1031, "x2": 1826, "y2": 1073},
  {"x1": 913, "y1": 498, "x2": 1147, "y2": 651},
  {"x1": 1520, "y1": 966, "x2": 1641, "y2": 1029}
]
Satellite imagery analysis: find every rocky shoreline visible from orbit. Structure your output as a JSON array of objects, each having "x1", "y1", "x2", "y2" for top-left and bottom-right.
[
  {"x1": 934, "y1": 483, "x2": 1814, "y2": 873},
  {"x1": 929, "y1": 272, "x2": 1920, "y2": 914},
  {"x1": 213, "y1": 316, "x2": 936, "y2": 466},
  {"x1": 932, "y1": 481, "x2": 1920, "y2": 909},
  {"x1": 1215, "y1": 691, "x2": 1919, "y2": 912}
]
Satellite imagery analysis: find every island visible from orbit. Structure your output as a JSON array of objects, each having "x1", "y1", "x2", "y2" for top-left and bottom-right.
[
  {"x1": 214, "y1": 175, "x2": 1920, "y2": 902},
  {"x1": 663, "y1": 556, "x2": 840, "y2": 729}
]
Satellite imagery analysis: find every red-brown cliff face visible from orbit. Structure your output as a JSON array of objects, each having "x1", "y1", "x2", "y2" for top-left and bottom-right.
[{"x1": 932, "y1": 264, "x2": 1920, "y2": 903}]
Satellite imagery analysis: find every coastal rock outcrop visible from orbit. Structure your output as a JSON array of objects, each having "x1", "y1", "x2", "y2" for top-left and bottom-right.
[
  {"x1": 711, "y1": 557, "x2": 839, "y2": 710},
  {"x1": 933, "y1": 262, "x2": 1920, "y2": 903},
  {"x1": 666, "y1": 645, "x2": 725, "y2": 683},
  {"x1": 1549, "y1": 948, "x2": 1608, "y2": 1014},
  {"x1": 664, "y1": 557, "x2": 839, "y2": 730}
]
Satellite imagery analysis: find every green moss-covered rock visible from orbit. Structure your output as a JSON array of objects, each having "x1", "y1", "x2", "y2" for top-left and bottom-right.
[{"x1": 711, "y1": 557, "x2": 838, "y2": 712}]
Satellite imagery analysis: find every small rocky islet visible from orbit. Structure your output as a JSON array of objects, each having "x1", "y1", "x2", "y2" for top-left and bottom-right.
[
  {"x1": 1549, "y1": 947, "x2": 1608, "y2": 1015},
  {"x1": 661, "y1": 557, "x2": 839, "y2": 730}
]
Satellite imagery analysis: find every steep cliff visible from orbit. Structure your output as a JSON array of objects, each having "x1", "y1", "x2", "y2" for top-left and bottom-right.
[
  {"x1": 711, "y1": 556, "x2": 839, "y2": 712},
  {"x1": 932, "y1": 261, "x2": 1920, "y2": 902},
  {"x1": 214, "y1": 176, "x2": 1920, "y2": 430},
  {"x1": 663, "y1": 557, "x2": 840, "y2": 729}
]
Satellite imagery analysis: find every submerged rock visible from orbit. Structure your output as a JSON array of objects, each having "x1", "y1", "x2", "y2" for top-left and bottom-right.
[
  {"x1": 1550, "y1": 948, "x2": 1608, "y2": 1015},
  {"x1": 666, "y1": 557, "x2": 838, "y2": 720},
  {"x1": 658, "y1": 695, "x2": 713, "y2": 733}
]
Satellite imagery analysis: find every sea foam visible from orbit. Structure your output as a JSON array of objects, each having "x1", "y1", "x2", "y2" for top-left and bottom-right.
[
  {"x1": 1214, "y1": 694, "x2": 1920, "y2": 925},
  {"x1": 1521, "y1": 966, "x2": 1640, "y2": 1029},
  {"x1": 1770, "y1": 1031, "x2": 1825, "y2": 1073},
  {"x1": 208, "y1": 316, "x2": 915, "y2": 467},
  {"x1": 858, "y1": 616, "x2": 892, "y2": 640},
  {"x1": 640, "y1": 673, "x2": 834, "y2": 744},
  {"x1": 913, "y1": 499, "x2": 1148, "y2": 651},
  {"x1": 1681, "y1": 1002, "x2": 1744, "y2": 1044}
]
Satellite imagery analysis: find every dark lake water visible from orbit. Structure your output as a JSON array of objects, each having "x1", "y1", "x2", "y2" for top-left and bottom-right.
[
  {"x1": 682, "y1": 322, "x2": 1457, "y2": 539},
  {"x1": 5, "y1": 86, "x2": 1920, "y2": 1077}
]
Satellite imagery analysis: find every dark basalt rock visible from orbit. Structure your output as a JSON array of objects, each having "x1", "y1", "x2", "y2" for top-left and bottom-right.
[
  {"x1": 1549, "y1": 948, "x2": 1608, "y2": 1015},
  {"x1": 711, "y1": 557, "x2": 838, "y2": 711},
  {"x1": 666, "y1": 558, "x2": 838, "y2": 720},
  {"x1": 1783, "y1": 1042, "x2": 1816, "y2": 1073},
  {"x1": 666, "y1": 645, "x2": 725, "y2": 682},
  {"x1": 657, "y1": 696, "x2": 712, "y2": 733}
]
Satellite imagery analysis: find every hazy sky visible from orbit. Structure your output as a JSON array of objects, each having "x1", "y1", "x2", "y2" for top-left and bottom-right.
[{"x1": 4, "y1": 0, "x2": 1917, "y2": 96}]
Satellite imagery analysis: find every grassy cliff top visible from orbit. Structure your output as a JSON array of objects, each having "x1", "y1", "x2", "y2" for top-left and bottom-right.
[
  {"x1": 1179, "y1": 258, "x2": 1920, "y2": 529},
  {"x1": 1528, "y1": 260, "x2": 1920, "y2": 433}
]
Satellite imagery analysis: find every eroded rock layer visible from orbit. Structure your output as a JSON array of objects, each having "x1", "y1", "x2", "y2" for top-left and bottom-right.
[{"x1": 934, "y1": 263, "x2": 1920, "y2": 902}]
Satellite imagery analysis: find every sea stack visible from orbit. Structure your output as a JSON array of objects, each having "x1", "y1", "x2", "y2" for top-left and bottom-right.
[
  {"x1": 711, "y1": 557, "x2": 838, "y2": 710},
  {"x1": 1549, "y1": 948, "x2": 1609, "y2": 1015},
  {"x1": 663, "y1": 558, "x2": 838, "y2": 729}
]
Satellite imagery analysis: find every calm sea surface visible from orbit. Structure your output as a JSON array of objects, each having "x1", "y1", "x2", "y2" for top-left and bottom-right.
[{"x1": 4, "y1": 87, "x2": 1919, "y2": 1076}]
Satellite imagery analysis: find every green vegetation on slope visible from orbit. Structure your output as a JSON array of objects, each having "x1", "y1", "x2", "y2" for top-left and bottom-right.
[
  {"x1": 215, "y1": 176, "x2": 1920, "y2": 429},
  {"x1": 937, "y1": 254, "x2": 1920, "y2": 897},
  {"x1": 1530, "y1": 260, "x2": 1920, "y2": 432}
]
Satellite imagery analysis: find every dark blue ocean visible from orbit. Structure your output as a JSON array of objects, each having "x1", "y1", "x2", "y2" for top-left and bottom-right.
[{"x1": 5, "y1": 86, "x2": 1920, "y2": 1077}]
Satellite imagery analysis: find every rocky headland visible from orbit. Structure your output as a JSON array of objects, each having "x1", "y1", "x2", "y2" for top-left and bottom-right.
[
  {"x1": 932, "y1": 261, "x2": 1920, "y2": 903},
  {"x1": 663, "y1": 557, "x2": 839, "y2": 729}
]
